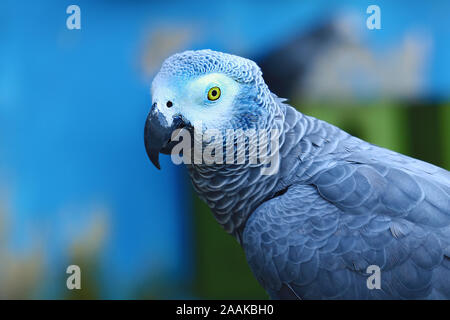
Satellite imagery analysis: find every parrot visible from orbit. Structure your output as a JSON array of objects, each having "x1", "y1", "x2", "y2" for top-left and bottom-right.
[{"x1": 144, "y1": 49, "x2": 450, "y2": 299}]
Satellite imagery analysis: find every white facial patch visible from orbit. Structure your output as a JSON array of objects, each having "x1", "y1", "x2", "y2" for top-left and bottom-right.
[
  {"x1": 150, "y1": 78, "x2": 179, "y2": 126},
  {"x1": 181, "y1": 73, "x2": 239, "y2": 129},
  {"x1": 150, "y1": 72, "x2": 239, "y2": 130}
]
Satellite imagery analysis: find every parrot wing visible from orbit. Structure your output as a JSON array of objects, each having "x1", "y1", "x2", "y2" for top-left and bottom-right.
[{"x1": 243, "y1": 151, "x2": 450, "y2": 299}]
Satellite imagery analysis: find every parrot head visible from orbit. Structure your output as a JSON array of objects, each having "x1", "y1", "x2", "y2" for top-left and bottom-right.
[{"x1": 144, "y1": 49, "x2": 274, "y2": 169}]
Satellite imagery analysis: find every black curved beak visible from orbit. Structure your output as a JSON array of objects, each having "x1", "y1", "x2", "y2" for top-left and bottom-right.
[{"x1": 144, "y1": 104, "x2": 188, "y2": 170}]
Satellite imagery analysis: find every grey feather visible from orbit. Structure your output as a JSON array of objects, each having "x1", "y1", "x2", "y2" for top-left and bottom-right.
[
  {"x1": 150, "y1": 50, "x2": 450, "y2": 299},
  {"x1": 239, "y1": 102, "x2": 450, "y2": 299}
]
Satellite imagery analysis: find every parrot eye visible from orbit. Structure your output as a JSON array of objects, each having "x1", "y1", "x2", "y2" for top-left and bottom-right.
[{"x1": 207, "y1": 87, "x2": 221, "y2": 101}]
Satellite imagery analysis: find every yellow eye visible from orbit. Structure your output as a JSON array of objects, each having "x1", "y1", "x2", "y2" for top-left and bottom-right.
[{"x1": 207, "y1": 87, "x2": 221, "y2": 101}]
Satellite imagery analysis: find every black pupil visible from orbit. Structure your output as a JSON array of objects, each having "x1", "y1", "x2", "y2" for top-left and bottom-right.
[
  {"x1": 211, "y1": 90, "x2": 217, "y2": 97},
  {"x1": 166, "y1": 101, "x2": 173, "y2": 107}
]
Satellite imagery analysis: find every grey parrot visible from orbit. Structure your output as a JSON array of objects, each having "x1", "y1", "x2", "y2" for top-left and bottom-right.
[{"x1": 144, "y1": 49, "x2": 450, "y2": 299}]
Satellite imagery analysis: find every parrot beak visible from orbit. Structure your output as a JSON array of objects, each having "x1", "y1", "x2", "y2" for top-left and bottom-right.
[{"x1": 144, "y1": 104, "x2": 188, "y2": 170}]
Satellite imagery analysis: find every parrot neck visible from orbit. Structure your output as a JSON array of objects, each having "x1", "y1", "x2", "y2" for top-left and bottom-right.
[{"x1": 186, "y1": 96, "x2": 310, "y2": 242}]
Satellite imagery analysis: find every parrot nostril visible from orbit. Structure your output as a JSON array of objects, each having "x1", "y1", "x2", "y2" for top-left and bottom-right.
[{"x1": 166, "y1": 101, "x2": 173, "y2": 108}]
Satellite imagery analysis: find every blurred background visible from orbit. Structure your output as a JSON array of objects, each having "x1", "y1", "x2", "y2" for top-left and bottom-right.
[{"x1": 0, "y1": 0, "x2": 448, "y2": 299}]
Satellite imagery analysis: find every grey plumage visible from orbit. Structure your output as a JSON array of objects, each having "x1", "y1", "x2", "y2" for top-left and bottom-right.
[
  {"x1": 145, "y1": 50, "x2": 450, "y2": 299},
  {"x1": 242, "y1": 101, "x2": 450, "y2": 299}
]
